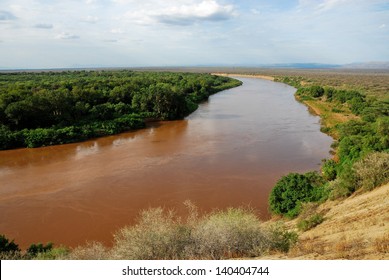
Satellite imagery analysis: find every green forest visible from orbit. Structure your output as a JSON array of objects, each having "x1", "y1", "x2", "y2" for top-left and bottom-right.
[{"x1": 0, "y1": 71, "x2": 241, "y2": 149}]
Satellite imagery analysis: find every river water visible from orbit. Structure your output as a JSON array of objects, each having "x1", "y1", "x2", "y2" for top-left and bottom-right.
[{"x1": 0, "y1": 77, "x2": 333, "y2": 248}]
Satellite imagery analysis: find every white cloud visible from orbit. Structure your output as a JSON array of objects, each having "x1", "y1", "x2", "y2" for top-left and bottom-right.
[
  {"x1": 124, "y1": 0, "x2": 236, "y2": 26},
  {"x1": 111, "y1": 28, "x2": 125, "y2": 34},
  {"x1": 82, "y1": 15, "x2": 99, "y2": 23},
  {"x1": 55, "y1": 32, "x2": 80, "y2": 40},
  {"x1": 379, "y1": 23, "x2": 386, "y2": 28}
]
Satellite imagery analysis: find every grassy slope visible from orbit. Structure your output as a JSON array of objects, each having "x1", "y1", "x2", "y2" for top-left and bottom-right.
[{"x1": 261, "y1": 182, "x2": 389, "y2": 259}]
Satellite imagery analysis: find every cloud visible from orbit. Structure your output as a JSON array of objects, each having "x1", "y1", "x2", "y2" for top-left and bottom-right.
[
  {"x1": 124, "y1": 0, "x2": 236, "y2": 26},
  {"x1": 0, "y1": 10, "x2": 17, "y2": 21},
  {"x1": 379, "y1": 23, "x2": 386, "y2": 29},
  {"x1": 317, "y1": 0, "x2": 349, "y2": 11},
  {"x1": 82, "y1": 15, "x2": 99, "y2": 23},
  {"x1": 55, "y1": 32, "x2": 80, "y2": 40},
  {"x1": 33, "y1": 23, "x2": 53, "y2": 29},
  {"x1": 156, "y1": 0, "x2": 236, "y2": 25},
  {"x1": 111, "y1": 28, "x2": 125, "y2": 34}
]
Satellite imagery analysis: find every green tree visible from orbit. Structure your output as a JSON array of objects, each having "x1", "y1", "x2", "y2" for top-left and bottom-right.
[{"x1": 269, "y1": 172, "x2": 326, "y2": 218}]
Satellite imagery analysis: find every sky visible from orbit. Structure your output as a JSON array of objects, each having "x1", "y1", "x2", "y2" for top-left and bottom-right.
[{"x1": 0, "y1": 0, "x2": 388, "y2": 69}]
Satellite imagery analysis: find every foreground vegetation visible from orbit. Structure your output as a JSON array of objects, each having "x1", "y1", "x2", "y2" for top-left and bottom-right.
[
  {"x1": 0, "y1": 71, "x2": 241, "y2": 149},
  {"x1": 0, "y1": 203, "x2": 297, "y2": 260}
]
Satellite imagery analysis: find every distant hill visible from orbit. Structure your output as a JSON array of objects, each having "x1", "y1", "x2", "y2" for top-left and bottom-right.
[
  {"x1": 262, "y1": 63, "x2": 341, "y2": 69},
  {"x1": 341, "y1": 62, "x2": 389, "y2": 69}
]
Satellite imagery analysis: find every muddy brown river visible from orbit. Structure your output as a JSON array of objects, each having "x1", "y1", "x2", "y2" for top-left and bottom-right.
[{"x1": 0, "y1": 77, "x2": 333, "y2": 248}]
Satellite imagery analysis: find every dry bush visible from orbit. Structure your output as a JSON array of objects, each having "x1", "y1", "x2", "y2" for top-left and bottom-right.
[
  {"x1": 353, "y1": 152, "x2": 389, "y2": 192},
  {"x1": 189, "y1": 208, "x2": 270, "y2": 259},
  {"x1": 373, "y1": 234, "x2": 389, "y2": 254},
  {"x1": 69, "y1": 242, "x2": 109, "y2": 260},
  {"x1": 70, "y1": 204, "x2": 298, "y2": 260},
  {"x1": 111, "y1": 208, "x2": 191, "y2": 260}
]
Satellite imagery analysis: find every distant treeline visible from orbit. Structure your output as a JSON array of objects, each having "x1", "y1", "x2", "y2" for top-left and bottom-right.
[{"x1": 0, "y1": 71, "x2": 242, "y2": 149}]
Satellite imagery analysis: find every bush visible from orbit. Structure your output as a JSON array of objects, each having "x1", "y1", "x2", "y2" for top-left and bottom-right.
[
  {"x1": 353, "y1": 152, "x2": 389, "y2": 191},
  {"x1": 26, "y1": 242, "x2": 53, "y2": 258},
  {"x1": 110, "y1": 205, "x2": 288, "y2": 260},
  {"x1": 321, "y1": 159, "x2": 337, "y2": 181},
  {"x1": 297, "y1": 214, "x2": 324, "y2": 231},
  {"x1": 329, "y1": 152, "x2": 389, "y2": 199},
  {"x1": 267, "y1": 223, "x2": 298, "y2": 253},
  {"x1": 0, "y1": 234, "x2": 20, "y2": 254},
  {"x1": 111, "y1": 208, "x2": 191, "y2": 260},
  {"x1": 269, "y1": 172, "x2": 326, "y2": 218},
  {"x1": 190, "y1": 208, "x2": 270, "y2": 259},
  {"x1": 69, "y1": 242, "x2": 108, "y2": 260}
]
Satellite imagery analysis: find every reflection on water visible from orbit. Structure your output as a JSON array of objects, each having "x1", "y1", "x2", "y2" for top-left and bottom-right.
[
  {"x1": 75, "y1": 142, "x2": 100, "y2": 160},
  {"x1": 0, "y1": 77, "x2": 333, "y2": 248}
]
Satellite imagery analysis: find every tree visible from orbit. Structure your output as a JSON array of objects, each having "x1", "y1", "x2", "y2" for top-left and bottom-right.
[
  {"x1": 269, "y1": 172, "x2": 325, "y2": 218},
  {"x1": 0, "y1": 234, "x2": 20, "y2": 253}
]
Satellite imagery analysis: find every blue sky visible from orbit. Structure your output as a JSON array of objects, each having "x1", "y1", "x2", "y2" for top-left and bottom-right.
[{"x1": 0, "y1": 0, "x2": 388, "y2": 69}]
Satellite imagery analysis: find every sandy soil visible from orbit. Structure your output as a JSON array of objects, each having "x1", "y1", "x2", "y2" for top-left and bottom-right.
[
  {"x1": 212, "y1": 73, "x2": 275, "y2": 81},
  {"x1": 261, "y1": 183, "x2": 389, "y2": 259}
]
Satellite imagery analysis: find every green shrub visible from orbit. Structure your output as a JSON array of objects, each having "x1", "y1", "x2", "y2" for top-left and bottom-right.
[
  {"x1": 269, "y1": 172, "x2": 326, "y2": 218},
  {"x1": 32, "y1": 246, "x2": 69, "y2": 260},
  {"x1": 26, "y1": 242, "x2": 53, "y2": 257},
  {"x1": 267, "y1": 222, "x2": 298, "y2": 253},
  {"x1": 329, "y1": 152, "x2": 389, "y2": 199},
  {"x1": 297, "y1": 214, "x2": 324, "y2": 231},
  {"x1": 0, "y1": 234, "x2": 20, "y2": 254},
  {"x1": 321, "y1": 159, "x2": 337, "y2": 181}
]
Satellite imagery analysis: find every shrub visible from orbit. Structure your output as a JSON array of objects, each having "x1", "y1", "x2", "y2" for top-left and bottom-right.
[
  {"x1": 26, "y1": 242, "x2": 53, "y2": 258},
  {"x1": 111, "y1": 208, "x2": 191, "y2": 260},
  {"x1": 110, "y1": 205, "x2": 282, "y2": 260},
  {"x1": 353, "y1": 152, "x2": 389, "y2": 191},
  {"x1": 69, "y1": 242, "x2": 108, "y2": 260},
  {"x1": 190, "y1": 208, "x2": 270, "y2": 259},
  {"x1": 0, "y1": 234, "x2": 20, "y2": 254},
  {"x1": 321, "y1": 159, "x2": 337, "y2": 181},
  {"x1": 329, "y1": 152, "x2": 389, "y2": 199},
  {"x1": 0, "y1": 235, "x2": 22, "y2": 260},
  {"x1": 269, "y1": 172, "x2": 326, "y2": 218},
  {"x1": 297, "y1": 214, "x2": 324, "y2": 231},
  {"x1": 33, "y1": 246, "x2": 69, "y2": 260},
  {"x1": 267, "y1": 222, "x2": 298, "y2": 253}
]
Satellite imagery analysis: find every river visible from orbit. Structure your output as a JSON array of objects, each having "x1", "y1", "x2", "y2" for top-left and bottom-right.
[{"x1": 0, "y1": 77, "x2": 333, "y2": 248}]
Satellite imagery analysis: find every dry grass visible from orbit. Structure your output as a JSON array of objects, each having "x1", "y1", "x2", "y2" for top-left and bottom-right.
[
  {"x1": 257, "y1": 183, "x2": 389, "y2": 259},
  {"x1": 298, "y1": 98, "x2": 359, "y2": 139},
  {"x1": 374, "y1": 234, "x2": 389, "y2": 254}
]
